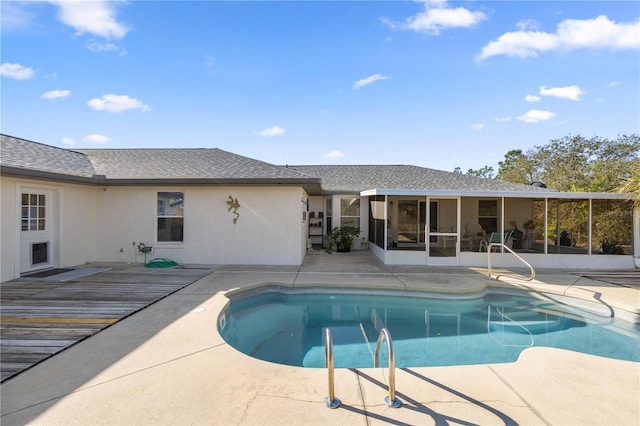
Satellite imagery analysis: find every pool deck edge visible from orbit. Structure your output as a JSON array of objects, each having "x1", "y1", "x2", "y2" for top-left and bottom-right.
[{"x1": 1, "y1": 258, "x2": 638, "y2": 426}]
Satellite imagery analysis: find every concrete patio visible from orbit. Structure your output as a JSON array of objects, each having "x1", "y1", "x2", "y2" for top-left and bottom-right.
[{"x1": 1, "y1": 252, "x2": 638, "y2": 425}]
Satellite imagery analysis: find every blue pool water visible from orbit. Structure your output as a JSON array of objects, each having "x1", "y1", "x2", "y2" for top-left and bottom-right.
[{"x1": 218, "y1": 287, "x2": 640, "y2": 368}]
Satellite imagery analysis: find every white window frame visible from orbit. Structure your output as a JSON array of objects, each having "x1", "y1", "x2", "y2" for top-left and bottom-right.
[
  {"x1": 156, "y1": 191, "x2": 184, "y2": 243},
  {"x1": 339, "y1": 196, "x2": 360, "y2": 229}
]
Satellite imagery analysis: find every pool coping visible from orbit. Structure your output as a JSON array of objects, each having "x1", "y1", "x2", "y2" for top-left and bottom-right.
[{"x1": 1, "y1": 258, "x2": 638, "y2": 425}]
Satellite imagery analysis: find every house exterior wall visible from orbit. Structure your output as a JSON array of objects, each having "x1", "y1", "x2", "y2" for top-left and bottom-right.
[
  {"x1": 1, "y1": 177, "x2": 19, "y2": 281},
  {"x1": 1, "y1": 177, "x2": 98, "y2": 282},
  {"x1": 1, "y1": 180, "x2": 306, "y2": 281},
  {"x1": 437, "y1": 198, "x2": 457, "y2": 231},
  {"x1": 461, "y1": 198, "x2": 480, "y2": 231},
  {"x1": 60, "y1": 183, "x2": 99, "y2": 266},
  {"x1": 503, "y1": 198, "x2": 533, "y2": 230},
  {"x1": 93, "y1": 185, "x2": 306, "y2": 265}
]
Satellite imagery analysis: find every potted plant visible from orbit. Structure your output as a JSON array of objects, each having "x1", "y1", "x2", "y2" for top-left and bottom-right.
[{"x1": 325, "y1": 226, "x2": 360, "y2": 253}]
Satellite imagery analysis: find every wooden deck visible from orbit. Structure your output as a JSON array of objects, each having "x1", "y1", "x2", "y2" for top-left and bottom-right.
[{"x1": 0, "y1": 265, "x2": 211, "y2": 382}]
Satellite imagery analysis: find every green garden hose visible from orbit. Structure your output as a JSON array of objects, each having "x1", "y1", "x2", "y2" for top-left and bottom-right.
[{"x1": 143, "y1": 256, "x2": 184, "y2": 268}]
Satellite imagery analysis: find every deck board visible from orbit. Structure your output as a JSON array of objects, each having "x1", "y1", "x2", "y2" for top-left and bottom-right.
[{"x1": 0, "y1": 265, "x2": 211, "y2": 382}]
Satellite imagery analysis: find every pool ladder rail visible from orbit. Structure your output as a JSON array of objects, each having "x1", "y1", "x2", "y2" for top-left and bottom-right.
[
  {"x1": 374, "y1": 328, "x2": 402, "y2": 408},
  {"x1": 323, "y1": 328, "x2": 340, "y2": 409},
  {"x1": 323, "y1": 327, "x2": 401, "y2": 409},
  {"x1": 487, "y1": 242, "x2": 536, "y2": 282}
]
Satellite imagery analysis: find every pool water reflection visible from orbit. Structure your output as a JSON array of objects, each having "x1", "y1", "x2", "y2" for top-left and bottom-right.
[{"x1": 219, "y1": 288, "x2": 640, "y2": 368}]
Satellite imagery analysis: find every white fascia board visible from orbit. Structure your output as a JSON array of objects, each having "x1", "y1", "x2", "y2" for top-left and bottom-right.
[{"x1": 359, "y1": 188, "x2": 629, "y2": 200}]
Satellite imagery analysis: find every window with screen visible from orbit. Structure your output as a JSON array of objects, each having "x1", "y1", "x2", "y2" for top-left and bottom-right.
[{"x1": 157, "y1": 192, "x2": 184, "y2": 242}]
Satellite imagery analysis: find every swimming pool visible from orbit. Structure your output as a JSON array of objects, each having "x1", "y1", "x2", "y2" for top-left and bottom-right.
[{"x1": 219, "y1": 287, "x2": 640, "y2": 368}]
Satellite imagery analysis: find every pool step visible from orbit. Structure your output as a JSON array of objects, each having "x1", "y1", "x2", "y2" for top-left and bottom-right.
[{"x1": 489, "y1": 318, "x2": 565, "y2": 334}]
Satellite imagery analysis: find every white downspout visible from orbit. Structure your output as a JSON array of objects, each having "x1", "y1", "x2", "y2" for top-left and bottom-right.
[
  {"x1": 544, "y1": 198, "x2": 548, "y2": 254},
  {"x1": 634, "y1": 205, "x2": 640, "y2": 269},
  {"x1": 588, "y1": 199, "x2": 592, "y2": 255},
  {"x1": 384, "y1": 195, "x2": 389, "y2": 259}
]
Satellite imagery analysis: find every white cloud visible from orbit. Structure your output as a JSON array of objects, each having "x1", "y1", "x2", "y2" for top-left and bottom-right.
[
  {"x1": 525, "y1": 94, "x2": 541, "y2": 102},
  {"x1": 517, "y1": 109, "x2": 555, "y2": 123},
  {"x1": 471, "y1": 123, "x2": 485, "y2": 130},
  {"x1": 477, "y1": 15, "x2": 640, "y2": 61},
  {"x1": 1, "y1": 1, "x2": 36, "y2": 30},
  {"x1": 495, "y1": 116, "x2": 512, "y2": 122},
  {"x1": 0, "y1": 62, "x2": 34, "y2": 80},
  {"x1": 87, "y1": 94, "x2": 150, "y2": 112},
  {"x1": 516, "y1": 19, "x2": 540, "y2": 31},
  {"x1": 83, "y1": 134, "x2": 111, "y2": 144},
  {"x1": 539, "y1": 85, "x2": 585, "y2": 101},
  {"x1": 41, "y1": 89, "x2": 71, "y2": 100},
  {"x1": 49, "y1": 0, "x2": 129, "y2": 40},
  {"x1": 383, "y1": 0, "x2": 486, "y2": 35},
  {"x1": 608, "y1": 80, "x2": 620, "y2": 87},
  {"x1": 255, "y1": 126, "x2": 285, "y2": 137},
  {"x1": 86, "y1": 39, "x2": 126, "y2": 55},
  {"x1": 61, "y1": 137, "x2": 76, "y2": 145},
  {"x1": 352, "y1": 74, "x2": 389, "y2": 90},
  {"x1": 324, "y1": 150, "x2": 344, "y2": 159}
]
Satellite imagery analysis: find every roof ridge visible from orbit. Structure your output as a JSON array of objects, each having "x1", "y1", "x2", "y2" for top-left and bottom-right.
[
  {"x1": 289, "y1": 164, "x2": 414, "y2": 167},
  {"x1": 0, "y1": 133, "x2": 90, "y2": 158},
  {"x1": 78, "y1": 147, "x2": 216, "y2": 151}
]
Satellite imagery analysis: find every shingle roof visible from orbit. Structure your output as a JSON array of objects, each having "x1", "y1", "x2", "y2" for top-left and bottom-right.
[
  {"x1": 75, "y1": 148, "x2": 311, "y2": 181},
  {"x1": 1, "y1": 135, "x2": 97, "y2": 178},
  {"x1": 289, "y1": 165, "x2": 552, "y2": 194},
  {"x1": 1, "y1": 134, "x2": 551, "y2": 195}
]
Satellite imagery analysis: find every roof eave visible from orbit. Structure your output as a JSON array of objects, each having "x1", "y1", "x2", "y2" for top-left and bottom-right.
[
  {"x1": 359, "y1": 188, "x2": 629, "y2": 200},
  {"x1": 0, "y1": 167, "x2": 323, "y2": 192},
  {"x1": 100, "y1": 177, "x2": 321, "y2": 186},
  {"x1": 0, "y1": 166, "x2": 96, "y2": 185}
]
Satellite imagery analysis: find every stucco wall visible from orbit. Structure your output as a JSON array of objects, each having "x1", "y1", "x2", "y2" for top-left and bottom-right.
[
  {"x1": 93, "y1": 185, "x2": 306, "y2": 265},
  {"x1": 1, "y1": 180, "x2": 307, "y2": 281},
  {"x1": 1, "y1": 177, "x2": 18, "y2": 281},
  {"x1": 1, "y1": 177, "x2": 98, "y2": 281},
  {"x1": 60, "y1": 184, "x2": 98, "y2": 266}
]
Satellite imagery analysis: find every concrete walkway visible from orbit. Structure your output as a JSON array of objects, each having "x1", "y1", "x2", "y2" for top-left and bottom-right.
[{"x1": 1, "y1": 253, "x2": 638, "y2": 425}]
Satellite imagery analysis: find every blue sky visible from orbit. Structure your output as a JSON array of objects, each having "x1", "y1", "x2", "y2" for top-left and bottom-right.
[{"x1": 2, "y1": 1, "x2": 639, "y2": 172}]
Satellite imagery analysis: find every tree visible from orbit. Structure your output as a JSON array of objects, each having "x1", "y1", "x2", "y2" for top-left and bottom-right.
[
  {"x1": 496, "y1": 149, "x2": 534, "y2": 184},
  {"x1": 465, "y1": 166, "x2": 495, "y2": 179},
  {"x1": 493, "y1": 134, "x2": 638, "y2": 253},
  {"x1": 617, "y1": 160, "x2": 640, "y2": 208},
  {"x1": 453, "y1": 166, "x2": 495, "y2": 178},
  {"x1": 497, "y1": 134, "x2": 640, "y2": 192}
]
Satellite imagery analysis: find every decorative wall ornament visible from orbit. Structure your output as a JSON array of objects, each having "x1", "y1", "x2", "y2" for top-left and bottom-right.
[{"x1": 226, "y1": 195, "x2": 240, "y2": 224}]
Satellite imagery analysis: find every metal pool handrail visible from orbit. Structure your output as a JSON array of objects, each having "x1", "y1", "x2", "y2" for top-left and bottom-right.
[
  {"x1": 487, "y1": 243, "x2": 536, "y2": 281},
  {"x1": 373, "y1": 328, "x2": 402, "y2": 408},
  {"x1": 323, "y1": 328, "x2": 340, "y2": 408},
  {"x1": 487, "y1": 306, "x2": 534, "y2": 348}
]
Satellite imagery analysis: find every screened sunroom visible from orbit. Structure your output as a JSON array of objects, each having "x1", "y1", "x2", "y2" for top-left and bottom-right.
[{"x1": 362, "y1": 189, "x2": 637, "y2": 269}]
